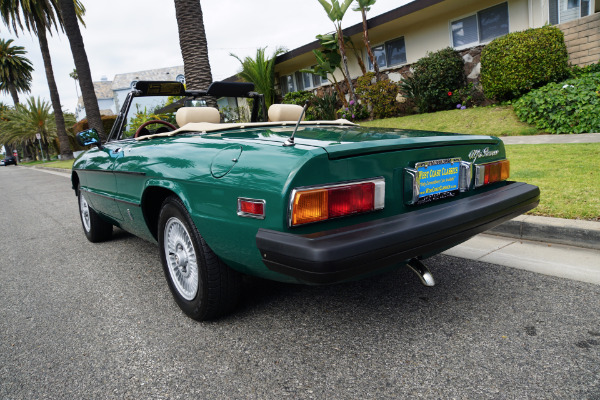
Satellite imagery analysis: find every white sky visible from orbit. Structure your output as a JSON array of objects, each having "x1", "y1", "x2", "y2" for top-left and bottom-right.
[{"x1": 0, "y1": 0, "x2": 413, "y2": 113}]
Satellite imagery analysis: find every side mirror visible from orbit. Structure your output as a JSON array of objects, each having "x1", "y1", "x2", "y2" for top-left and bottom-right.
[{"x1": 76, "y1": 128, "x2": 103, "y2": 149}]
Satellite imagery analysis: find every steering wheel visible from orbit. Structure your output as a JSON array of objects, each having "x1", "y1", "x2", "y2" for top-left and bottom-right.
[{"x1": 134, "y1": 120, "x2": 177, "y2": 138}]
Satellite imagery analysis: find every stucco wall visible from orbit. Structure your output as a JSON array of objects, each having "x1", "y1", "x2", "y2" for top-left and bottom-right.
[{"x1": 559, "y1": 12, "x2": 600, "y2": 66}]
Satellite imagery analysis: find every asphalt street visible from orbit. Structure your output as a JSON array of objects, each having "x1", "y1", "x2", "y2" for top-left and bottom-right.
[{"x1": 1, "y1": 166, "x2": 599, "y2": 399}]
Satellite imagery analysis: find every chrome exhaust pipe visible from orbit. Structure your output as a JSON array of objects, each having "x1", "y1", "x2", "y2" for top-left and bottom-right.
[{"x1": 407, "y1": 258, "x2": 435, "y2": 287}]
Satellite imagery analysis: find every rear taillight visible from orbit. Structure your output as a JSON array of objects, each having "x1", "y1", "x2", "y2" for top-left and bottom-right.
[
  {"x1": 474, "y1": 160, "x2": 510, "y2": 188},
  {"x1": 290, "y1": 178, "x2": 385, "y2": 227}
]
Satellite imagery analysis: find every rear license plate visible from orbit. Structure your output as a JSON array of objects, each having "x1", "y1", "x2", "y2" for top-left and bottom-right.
[{"x1": 415, "y1": 158, "x2": 461, "y2": 202}]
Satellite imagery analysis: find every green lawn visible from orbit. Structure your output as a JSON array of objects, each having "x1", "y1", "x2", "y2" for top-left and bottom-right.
[
  {"x1": 507, "y1": 143, "x2": 600, "y2": 221},
  {"x1": 22, "y1": 159, "x2": 74, "y2": 169},
  {"x1": 361, "y1": 105, "x2": 545, "y2": 136}
]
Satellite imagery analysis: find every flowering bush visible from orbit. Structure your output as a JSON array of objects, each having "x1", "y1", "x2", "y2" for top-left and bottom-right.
[
  {"x1": 449, "y1": 82, "x2": 483, "y2": 109},
  {"x1": 399, "y1": 47, "x2": 466, "y2": 113},
  {"x1": 337, "y1": 99, "x2": 369, "y2": 121}
]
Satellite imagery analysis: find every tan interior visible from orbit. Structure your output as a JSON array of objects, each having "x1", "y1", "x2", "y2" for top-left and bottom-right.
[
  {"x1": 176, "y1": 107, "x2": 221, "y2": 126},
  {"x1": 268, "y1": 104, "x2": 305, "y2": 122}
]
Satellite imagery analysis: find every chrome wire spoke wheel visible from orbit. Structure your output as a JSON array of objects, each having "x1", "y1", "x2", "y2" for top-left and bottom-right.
[
  {"x1": 79, "y1": 192, "x2": 91, "y2": 232},
  {"x1": 164, "y1": 217, "x2": 199, "y2": 301}
]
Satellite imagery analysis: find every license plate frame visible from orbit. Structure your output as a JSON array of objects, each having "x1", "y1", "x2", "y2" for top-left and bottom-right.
[{"x1": 415, "y1": 158, "x2": 461, "y2": 203}]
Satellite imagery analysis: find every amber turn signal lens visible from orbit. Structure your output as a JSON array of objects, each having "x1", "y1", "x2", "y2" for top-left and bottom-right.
[
  {"x1": 475, "y1": 160, "x2": 510, "y2": 188},
  {"x1": 291, "y1": 189, "x2": 328, "y2": 226}
]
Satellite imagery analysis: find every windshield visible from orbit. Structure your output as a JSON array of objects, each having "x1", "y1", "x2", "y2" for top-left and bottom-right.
[{"x1": 115, "y1": 95, "x2": 252, "y2": 140}]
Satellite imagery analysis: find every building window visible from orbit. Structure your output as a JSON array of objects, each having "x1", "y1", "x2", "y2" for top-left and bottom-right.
[
  {"x1": 280, "y1": 69, "x2": 325, "y2": 95},
  {"x1": 280, "y1": 75, "x2": 296, "y2": 95},
  {"x1": 549, "y1": 0, "x2": 590, "y2": 24},
  {"x1": 368, "y1": 36, "x2": 407, "y2": 70},
  {"x1": 451, "y1": 2, "x2": 509, "y2": 48}
]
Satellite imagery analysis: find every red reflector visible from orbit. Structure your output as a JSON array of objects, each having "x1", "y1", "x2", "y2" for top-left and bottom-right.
[
  {"x1": 328, "y1": 183, "x2": 375, "y2": 218},
  {"x1": 238, "y1": 198, "x2": 265, "y2": 218}
]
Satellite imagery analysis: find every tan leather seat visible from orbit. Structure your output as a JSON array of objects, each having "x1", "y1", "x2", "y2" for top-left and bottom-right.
[
  {"x1": 268, "y1": 104, "x2": 305, "y2": 122},
  {"x1": 176, "y1": 107, "x2": 221, "y2": 126}
]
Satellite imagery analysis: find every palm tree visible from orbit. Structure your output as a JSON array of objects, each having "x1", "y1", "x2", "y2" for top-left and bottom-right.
[
  {"x1": 0, "y1": 0, "x2": 82, "y2": 160},
  {"x1": 1, "y1": 97, "x2": 53, "y2": 160},
  {"x1": 231, "y1": 47, "x2": 284, "y2": 109},
  {"x1": 173, "y1": 0, "x2": 212, "y2": 92},
  {"x1": 58, "y1": 0, "x2": 105, "y2": 139},
  {"x1": 316, "y1": 0, "x2": 359, "y2": 104},
  {"x1": 354, "y1": 0, "x2": 380, "y2": 80},
  {"x1": 0, "y1": 38, "x2": 33, "y2": 105}
]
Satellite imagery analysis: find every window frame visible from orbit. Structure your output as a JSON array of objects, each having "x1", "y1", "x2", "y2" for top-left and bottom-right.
[
  {"x1": 449, "y1": 2, "x2": 510, "y2": 50},
  {"x1": 280, "y1": 68, "x2": 328, "y2": 96},
  {"x1": 366, "y1": 36, "x2": 407, "y2": 71},
  {"x1": 549, "y1": 0, "x2": 591, "y2": 24}
]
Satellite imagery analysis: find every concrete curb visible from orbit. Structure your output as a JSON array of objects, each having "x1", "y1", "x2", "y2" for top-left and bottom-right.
[{"x1": 490, "y1": 215, "x2": 600, "y2": 250}]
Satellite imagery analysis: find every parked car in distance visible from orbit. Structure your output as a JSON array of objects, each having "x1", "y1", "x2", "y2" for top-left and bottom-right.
[
  {"x1": 3, "y1": 155, "x2": 17, "y2": 166},
  {"x1": 72, "y1": 80, "x2": 540, "y2": 321}
]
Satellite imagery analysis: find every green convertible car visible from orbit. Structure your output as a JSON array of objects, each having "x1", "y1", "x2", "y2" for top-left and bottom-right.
[{"x1": 72, "y1": 81, "x2": 539, "y2": 320}]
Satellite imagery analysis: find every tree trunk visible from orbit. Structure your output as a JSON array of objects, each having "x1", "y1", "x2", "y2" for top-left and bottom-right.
[
  {"x1": 36, "y1": 27, "x2": 73, "y2": 160},
  {"x1": 361, "y1": 9, "x2": 380, "y2": 81},
  {"x1": 336, "y1": 25, "x2": 358, "y2": 105},
  {"x1": 7, "y1": 82, "x2": 20, "y2": 105},
  {"x1": 58, "y1": 0, "x2": 106, "y2": 140},
  {"x1": 329, "y1": 73, "x2": 348, "y2": 108},
  {"x1": 41, "y1": 135, "x2": 51, "y2": 161},
  {"x1": 173, "y1": 0, "x2": 215, "y2": 106}
]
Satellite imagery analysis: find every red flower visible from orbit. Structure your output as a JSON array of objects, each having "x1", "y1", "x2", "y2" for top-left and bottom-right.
[{"x1": 448, "y1": 91, "x2": 453, "y2": 96}]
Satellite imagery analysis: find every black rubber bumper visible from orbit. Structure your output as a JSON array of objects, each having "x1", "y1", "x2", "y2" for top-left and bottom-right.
[{"x1": 256, "y1": 182, "x2": 540, "y2": 284}]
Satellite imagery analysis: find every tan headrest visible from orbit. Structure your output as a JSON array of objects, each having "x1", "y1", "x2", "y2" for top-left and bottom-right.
[
  {"x1": 176, "y1": 107, "x2": 220, "y2": 126},
  {"x1": 268, "y1": 104, "x2": 305, "y2": 122}
]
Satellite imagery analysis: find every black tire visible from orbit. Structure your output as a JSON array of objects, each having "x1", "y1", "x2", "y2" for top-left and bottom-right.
[
  {"x1": 77, "y1": 185, "x2": 113, "y2": 242},
  {"x1": 158, "y1": 196, "x2": 241, "y2": 321}
]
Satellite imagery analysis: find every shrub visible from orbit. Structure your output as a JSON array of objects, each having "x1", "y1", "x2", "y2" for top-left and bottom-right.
[
  {"x1": 356, "y1": 72, "x2": 402, "y2": 119},
  {"x1": 399, "y1": 47, "x2": 466, "y2": 113},
  {"x1": 481, "y1": 26, "x2": 570, "y2": 101},
  {"x1": 72, "y1": 115, "x2": 117, "y2": 136},
  {"x1": 311, "y1": 92, "x2": 339, "y2": 120},
  {"x1": 337, "y1": 100, "x2": 369, "y2": 121},
  {"x1": 513, "y1": 72, "x2": 600, "y2": 134},
  {"x1": 282, "y1": 91, "x2": 317, "y2": 120},
  {"x1": 570, "y1": 62, "x2": 600, "y2": 78}
]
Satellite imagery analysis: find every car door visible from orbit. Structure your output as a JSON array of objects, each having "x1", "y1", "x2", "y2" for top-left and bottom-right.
[{"x1": 80, "y1": 140, "x2": 127, "y2": 221}]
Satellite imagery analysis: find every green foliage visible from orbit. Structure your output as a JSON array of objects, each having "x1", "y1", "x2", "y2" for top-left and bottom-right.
[
  {"x1": 0, "y1": 38, "x2": 33, "y2": 100},
  {"x1": 312, "y1": 92, "x2": 338, "y2": 120},
  {"x1": 282, "y1": 91, "x2": 317, "y2": 120},
  {"x1": 513, "y1": 72, "x2": 600, "y2": 134},
  {"x1": 353, "y1": 0, "x2": 376, "y2": 12},
  {"x1": 317, "y1": 0, "x2": 353, "y2": 22},
  {"x1": 337, "y1": 100, "x2": 369, "y2": 121},
  {"x1": 481, "y1": 26, "x2": 570, "y2": 100},
  {"x1": 231, "y1": 47, "x2": 285, "y2": 108},
  {"x1": 570, "y1": 62, "x2": 600, "y2": 78},
  {"x1": 355, "y1": 72, "x2": 401, "y2": 119},
  {"x1": 399, "y1": 47, "x2": 466, "y2": 113},
  {"x1": 220, "y1": 105, "x2": 250, "y2": 123}
]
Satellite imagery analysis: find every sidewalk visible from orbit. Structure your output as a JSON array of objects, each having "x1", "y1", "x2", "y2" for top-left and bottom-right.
[{"x1": 501, "y1": 132, "x2": 600, "y2": 144}]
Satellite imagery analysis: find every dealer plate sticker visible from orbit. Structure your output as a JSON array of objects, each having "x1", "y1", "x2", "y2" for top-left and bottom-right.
[{"x1": 416, "y1": 158, "x2": 461, "y2": 199}]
